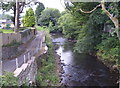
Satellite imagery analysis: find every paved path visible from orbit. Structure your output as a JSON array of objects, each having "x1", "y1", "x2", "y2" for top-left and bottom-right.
[{"x1": 3, "y1": 31, "x2": 45, "y2": 72}]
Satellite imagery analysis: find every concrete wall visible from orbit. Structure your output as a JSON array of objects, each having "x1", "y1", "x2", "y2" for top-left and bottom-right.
[
  {"x1": 2, "y1": 44, "x2": 25, "y2": 60},
  {"x1": 14, "y1": 57, "x2": 37, "y2": 86},
  {"x1": 20, "y1": 29, "x2": 36, "y2": 44},
  {"x1": 1, "y1": 29, "x2": 36, "y2": 60},
  {"x1": 2, "y1": 33, "x2": 21, "y2": 46},
  {"x1": 1, "y1": 29, "x2": 36, "y2": 46}
]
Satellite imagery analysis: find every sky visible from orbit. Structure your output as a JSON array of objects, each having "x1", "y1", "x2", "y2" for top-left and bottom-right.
[
  {"x1": 0, "y1": 0, "x2": 65, "y2": 16},
  {"x1": 39, "y1": 0, "x2": 65, "y2": 12}
]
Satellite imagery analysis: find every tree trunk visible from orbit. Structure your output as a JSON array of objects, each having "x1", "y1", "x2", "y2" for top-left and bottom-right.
[
  {"x1": 14, "y1": 1, "x2": 19, "y2": 32},
  {"x1": 13, "y1": 6, "x2": 16, "y2": 25},
  {"x1": 101, "y1": 0, "x2": 120, "y2": 40}
]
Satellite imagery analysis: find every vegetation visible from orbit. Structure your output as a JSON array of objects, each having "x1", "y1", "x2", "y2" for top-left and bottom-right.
[
  {"x1": 37, "y1": 8, "x2": 60, "y2": 32},
  {"x1": 36, "y1": 30, "x2": 59, "y2": 86},
  {"x1": 34, "y1": 2, "x2": 120, "y2": 70},
  {"x1": 1, "y1": 1, "x2": 38, "y2": 31},
  {"x1": 56, "y1": 2, "x2": 120, "y2": 70},
  {"x1": 0, "y1": 0, "x2": 119, "y2": 86},
  {"x1": 96, "y1": 34, "x2": 120, "y2": 67},
  {"x1": 0, "y1": 29, "x2": 14, "y2": 33},
  {"x1": 23, "y1": 8, "x2": 35, "y2": 27},
  {"x1": 35, "y1": 2, "x2": 45, "y2": 24},
  {"x1": 0, "y1": 72, "x2": 18, "y2": 87},
  {"x1": 35, "y1": 26, "x2": 47, "y2": 31}
]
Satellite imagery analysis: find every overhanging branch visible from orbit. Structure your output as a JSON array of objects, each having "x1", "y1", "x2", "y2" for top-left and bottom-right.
[{"x1": 79, "y1": 4, "x2": 101, "y2": 13}]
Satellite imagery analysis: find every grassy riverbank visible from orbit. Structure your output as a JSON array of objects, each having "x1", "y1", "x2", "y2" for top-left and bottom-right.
[{"x1": 36, "y1": 31, "x2": 60, "y2": 86}]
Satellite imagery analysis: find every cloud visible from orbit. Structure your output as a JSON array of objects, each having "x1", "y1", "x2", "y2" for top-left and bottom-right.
[{"x1": 39, "y1": 0, "x2": 65, "y2": 12}]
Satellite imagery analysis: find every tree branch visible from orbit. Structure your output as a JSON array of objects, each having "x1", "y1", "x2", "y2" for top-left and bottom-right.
[
  {"x1": 79, "y1": 4, "x2": 101, "y2": 13},
  {"x1": 101, "y1": 0, "x2": 119, "y2": 29}
]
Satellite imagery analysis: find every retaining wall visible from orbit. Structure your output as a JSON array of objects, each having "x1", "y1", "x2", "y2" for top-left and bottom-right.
[
  {"x1": 0, "y1": 28, "x2": 36, "y2": 46},
  {"x1": 14, "y1": 57, "x2": 37, "y2": 86},
  {"x1": 1, "y1": 28, "x2": 37, "y2": 60}
]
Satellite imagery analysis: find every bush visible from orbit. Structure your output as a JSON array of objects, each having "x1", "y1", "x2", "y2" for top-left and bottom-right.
[
  {"x1": 0, "y1": 72, "x2": 18, "y2": 87},
  {"x1": 96, "y1": 34, "x2": 120, "y2": 66},
  {"x1": 24, "y1": 8, "x2": 35, "y2": 27}
]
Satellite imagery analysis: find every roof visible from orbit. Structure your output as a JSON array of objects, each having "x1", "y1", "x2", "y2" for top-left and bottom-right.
[{"x1": 0, "y1": 19, "x2": 13, "y2": 24}]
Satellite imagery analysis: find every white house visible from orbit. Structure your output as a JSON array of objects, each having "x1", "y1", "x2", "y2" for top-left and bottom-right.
[{"x1": 0, "y1": 19, "x2": 14, "y2": 29}]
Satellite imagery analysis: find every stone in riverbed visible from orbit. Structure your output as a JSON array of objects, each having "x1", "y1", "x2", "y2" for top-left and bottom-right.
[{"x1": 66, "y1": 74, "x2": 72, "y2": 77}]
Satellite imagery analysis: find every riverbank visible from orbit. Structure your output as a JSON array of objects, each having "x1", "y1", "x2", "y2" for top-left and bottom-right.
[
  {"x1": 35, "y1": 32, "x2": 60, "y2": 86},
  {"x1": 51, "y1": 33, "x2": 119, "y2": 86},
  {"x1": 97, "y1": 56, "x2": 119, "y2": 84}
]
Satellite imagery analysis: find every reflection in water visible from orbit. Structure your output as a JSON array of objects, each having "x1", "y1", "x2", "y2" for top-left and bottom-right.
[{"x1": 51, "y1": 33, "x2": 118, "y2": 87}]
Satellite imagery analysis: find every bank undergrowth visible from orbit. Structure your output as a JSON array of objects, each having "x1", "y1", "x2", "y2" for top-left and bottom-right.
[{"x1": 36, "y1": 31, "x2": 59, "y2": 86}]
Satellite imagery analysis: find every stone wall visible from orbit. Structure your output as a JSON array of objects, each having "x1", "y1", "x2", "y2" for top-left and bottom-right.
[
  {"x1": 1, "y1": 29, "x2": 36, "y2": 60},
  {"x1": 14, "y1": 57, "x2": 37, "y2": 86},
  {"x1": 20, "y1": 29, "x2": 36, "y2": 44},
  {"x1": 2, "y1": 44, "x2": 26, "y2": 60},
  {"x1": 0, "y1": 28, "x2": 36, "y2": 46},
  {"x1": 2, "y1": 33, "x2": 21, "y2": 46}
]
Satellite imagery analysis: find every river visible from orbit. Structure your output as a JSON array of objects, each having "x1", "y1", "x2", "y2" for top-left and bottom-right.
[{"x1": 51, "y1": 33, "x2": 119, "y2": 87}]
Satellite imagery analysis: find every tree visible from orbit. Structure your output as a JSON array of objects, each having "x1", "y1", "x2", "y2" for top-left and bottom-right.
[
  {"x1": 77, "y1": 1, "x2": 120, "y2": 40},
  {"x1": 24, "y1": 8, "x2": 35, "y2": 27},
  {"x1": 35, "y1": 2, "x2": 45, "y2": 24},
  {"x1": 63, "y1": 1, "x2": 120, "y2": 71},
  {"x1": 14, "y1": 1, "x2": 19, "y2": 32},
  {"x1": 38, "y1": 8, "x2": 60, "y2": 26},
  {"x1": 58, "y1": 12, "x2": 81, "y2": 39},
  {"x1": 2, "y1": 1, "x2": 38, "y2": 32}
]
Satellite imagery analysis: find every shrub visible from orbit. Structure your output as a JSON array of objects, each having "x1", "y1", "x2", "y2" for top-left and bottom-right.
[
  {"x1": 24, "y1": 8, "x2": 35, "y2": 27},
  {"x1": 96, "y1": 34, "x2": 120, "y2": 65}
]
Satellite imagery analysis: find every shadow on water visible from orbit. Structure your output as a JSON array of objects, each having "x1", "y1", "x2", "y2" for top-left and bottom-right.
[{"x1": 51, "y1": 33, "x2": 119, "y2": 87}]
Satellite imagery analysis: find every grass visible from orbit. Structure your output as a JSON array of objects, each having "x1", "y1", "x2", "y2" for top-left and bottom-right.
[
  {"x1": 0, "y1": 26, "x2": 47, "y2": 33},
  {"x1": 35, "y1": 25, "x2": 49, "y2": 32},
  {"x1": 36, "y1": 32, "x2": 59, "y2": 86},
  {"x1": 0, "y1": 29, "x2": 14, "y2": 33},
  {"x1": 0, "y1": 27, "x2": 34, "y2": 33}
]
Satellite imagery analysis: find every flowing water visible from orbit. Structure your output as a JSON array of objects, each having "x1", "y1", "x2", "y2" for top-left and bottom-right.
[{"x1": 51, "y1": 33, "x2": 119, "y2": 87}]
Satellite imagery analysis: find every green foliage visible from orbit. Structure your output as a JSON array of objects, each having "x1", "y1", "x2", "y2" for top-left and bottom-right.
[
  {"x1": 58, "y1": 12, "x2": 81, "y2": 39},
  {"x1": 35, "y1": 26, "x2": 47, "y2": 31},
  {"x1": 24, "y1": 8, "x2": 35, "y2": 27},
  {"x1": 35, "y1": 2, "x2": 45, "y2": 24},
  {"x1": 96, "y1": 34, "x2": 120, "y2": 63},
  {"x1": 0, "y1": 29, "x2": 14, "y2": 33},
  {"x1": 36, "y1": 33, "x2": 59, "y2": 86},
  {"x1": 74, "y1": 9, "x2": 108, "y2": 53},
  {"x1": 38, "y1": 8, "x2": 60, "y2": 27},
  {"x1": 0, "y1": 72, "x2": 18, "y2": 87}
]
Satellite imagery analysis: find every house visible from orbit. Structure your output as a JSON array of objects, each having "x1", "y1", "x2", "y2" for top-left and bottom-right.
[{"x1": 0, "y1": 19, "x2": 14, "y2": 29}]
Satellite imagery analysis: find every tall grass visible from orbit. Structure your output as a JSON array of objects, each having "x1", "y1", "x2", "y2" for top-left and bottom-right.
[{"x1": 36, "y1": 32, "x2": 59, "y2": 86}]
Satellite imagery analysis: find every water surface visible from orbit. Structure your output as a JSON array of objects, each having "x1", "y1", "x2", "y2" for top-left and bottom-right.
[{"x1": 51, "y1": 33, "x2": 118, "y2": 87}]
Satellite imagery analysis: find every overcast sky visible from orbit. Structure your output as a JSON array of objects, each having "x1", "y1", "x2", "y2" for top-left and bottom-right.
[
  {"x1": 39, "y1": 0, "x2": 65, "y2": 12},
  {"x1": 0, "y1": 0, "x2": 65, "y2": 16}
]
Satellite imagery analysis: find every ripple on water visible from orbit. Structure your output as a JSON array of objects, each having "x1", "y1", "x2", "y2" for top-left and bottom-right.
[{"x1": 52, "y1": 33, "x2": 119, "y2": 87}]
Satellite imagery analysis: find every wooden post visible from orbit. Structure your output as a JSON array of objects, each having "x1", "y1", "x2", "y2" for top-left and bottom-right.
[
  {"x1": 16, "y1": 58, "x2": 19, "y2": 69},
  {"x1": 24, "y1": 55, "x2": 26, "y2": 63},
  {"x1": 28, "y1": 52, "x2": 30, "y2": 60},
  {"x1": 0, "y1": 60, "x2": 2, "y2": 75}
]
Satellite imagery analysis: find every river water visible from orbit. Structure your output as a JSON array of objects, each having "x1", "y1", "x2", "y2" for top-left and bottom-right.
[{"x1": 51, "y1": 33, "x2": 119, "y2": 87}]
